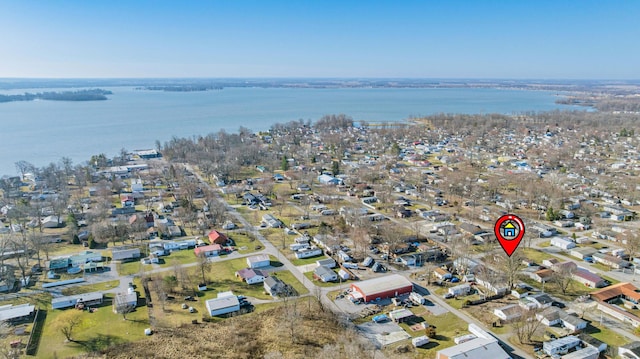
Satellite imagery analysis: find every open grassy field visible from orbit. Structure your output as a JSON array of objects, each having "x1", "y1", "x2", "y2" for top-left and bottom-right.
[
  {"x1": 61, "y1": 280, "x2": 121, "y2": 295},
  {"x1": 386, "y1": 311, "x2": 469, "y2": 358},
  {"x1": 522, "y1": 248, "x2": 561, "y2": 265},
  {"x1": 37, "y1": 291, "x2": 150, "y2": 359}
]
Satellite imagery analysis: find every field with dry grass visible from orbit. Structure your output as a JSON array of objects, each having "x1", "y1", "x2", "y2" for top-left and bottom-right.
[{"x1": 84, "y1": 301, "x2": 378, "y2": 359}]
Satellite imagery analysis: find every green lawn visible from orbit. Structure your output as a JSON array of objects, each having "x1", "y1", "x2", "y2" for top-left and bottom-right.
[
  {"x1": 119, "y1": 249, "x2": 199, "y2": 276},
  {"x1": 38, "y1": 292, "x2": 149, "y2": 359},
  {"x1": 230, "y1": 231, "x2": 261, "y2": 254},
  {"x1": 291, "y1": 255, "x2": 329, "y2": 266},
  {"x1": 522, "y1": 248, "x2": 560, "y2": 265},
  {"x1": 271, "y1": 271, "x2": 309, "y2": 296},
  {"x1": 584, "y1": 323, "x2": 631, "y2": 347},
  {"x1": 303, "y1": 271, "x2": 347, "y2": 288},
  {"x1": 388, "y1": 312, "x2": 469, "y2": 358},
  {"x1": 61, "y1": 280, "x2": 121, "y2": 296},
  {"x1": 193, "y1": 256, "x2": 308, "y2": 300}
]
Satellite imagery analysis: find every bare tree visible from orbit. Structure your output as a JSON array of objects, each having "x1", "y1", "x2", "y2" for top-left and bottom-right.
[
  {"x1": 491, "y1": 252, "x2": 525, "y2": 290},
  {"x1": 552, "y1": 263, "x2": 576, "y2": 295},
  {"x1": 196, "y1": 252, "x2": 211, "y2": 285},
  {"x1": 54, "y1": 310, "x2": 83, "y2": 342},
  {"x1": 512, "y1": 307, "x2": 542, "y2": 344},
  {"x1": 114, "y1": 295, "x2": 136, "y2": 320}
]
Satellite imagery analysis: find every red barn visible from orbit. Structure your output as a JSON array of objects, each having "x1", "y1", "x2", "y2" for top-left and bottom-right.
[
  {"x1": 208, "y1": 230, "x2": 228, "y2": 245},
  {"x1": 350, "y1": 274, "x2": 413, "y2": 302}
]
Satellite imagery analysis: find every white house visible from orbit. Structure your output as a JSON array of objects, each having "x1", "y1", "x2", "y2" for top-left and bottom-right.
[
  {"x1": 619, "y1": 341, "x2": 640, "y2": 359},
  {"x1": 493, "y1": 304, "x2": 522, "y2": 322},
  {"x1": 314, "y1": 265, "x2": 338, "y2": 282},
  {"x1": 551, "y1": 237, "x2": 576, "y2": 250},
  {"x1": 448, "y1": 284, "x2": 471, "y2": 297},
  {"x1": 205, "y1": 295, "x2": 240, "y2": 317},
  {"x1": 434, "y1": 267, "x2": 452, "y2": 281},
  {"x1": 246, "y1": 254, "x2": 270, "y2": 269},
  {"x1": 520, "y1": 293, "x2": 554, "y2": 310},
  {"x1": 295, "y1": 247, "x2": 323, "y2": 259},
  {"x1": 236, "y1": 268, "x2": 267, "y2": 285}
]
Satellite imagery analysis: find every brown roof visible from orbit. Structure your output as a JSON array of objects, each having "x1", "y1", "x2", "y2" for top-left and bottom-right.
[
  {"x1": 591, "y1": 282, "x2": 640, "y2": 302},
  {"x1": 535, "y1": 268, "x2": 554, "y2": 279}
]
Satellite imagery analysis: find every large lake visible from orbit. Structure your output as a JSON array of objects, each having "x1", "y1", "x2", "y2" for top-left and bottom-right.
[{"x1": 0, "y1": 87, "x2": 580, "y2": 175}]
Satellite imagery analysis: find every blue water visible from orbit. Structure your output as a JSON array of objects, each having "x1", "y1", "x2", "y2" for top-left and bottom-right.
[{"x1": 0, "y1": 87, "x2": 578, "y2": 175}]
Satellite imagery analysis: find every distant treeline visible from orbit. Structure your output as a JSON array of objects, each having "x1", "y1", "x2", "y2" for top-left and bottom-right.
[
  {"x1": 0, "y1": 89, "x2": 112, "y2": 103},
  {"x1": 138, "y1": 85, "x2": 223, "y2": 92},
  {"x1": 557, "y1": 94, "x2": 640, "y2": 112}
]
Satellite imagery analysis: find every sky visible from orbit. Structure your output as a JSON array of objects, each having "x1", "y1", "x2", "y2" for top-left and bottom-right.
[{"x1": 0, "y1": 1, "x2": 639, "y2": 79}]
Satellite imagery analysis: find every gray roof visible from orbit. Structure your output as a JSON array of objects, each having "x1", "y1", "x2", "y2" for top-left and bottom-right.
[
  {"x1": 264, "y1": 276, "x2": 284, "y2": 289},
  {"x1": 0, "y1": 303, "x2": 35, "y2": 321},
  {"x1": 52, "y1": 291, "x2": 103, "y2": 305},
  {"x1": 111, "y1": 248, "x2": 141, "y2": 260},
  {"x1": 621, "y1": 341, "x2": 640, "y2": 355},
  {"x1": 205, "y1": 296, "x2": 240, "y2": 312},
  {"x1": 436, "y1": 338, "x2": 510, "y2": 359},
  {"x1": 314, "y1": 265, "x2": 336, "y2": 279}
]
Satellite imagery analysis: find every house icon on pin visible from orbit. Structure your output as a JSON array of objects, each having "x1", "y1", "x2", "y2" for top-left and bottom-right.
[{"x1": 504, "y1": 222, "x2": 516, "y2": 237}]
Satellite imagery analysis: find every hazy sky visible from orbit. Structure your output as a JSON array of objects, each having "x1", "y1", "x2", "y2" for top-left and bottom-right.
[{"x1": 1, "y1": 1, "x2": 638, "y2": 79}]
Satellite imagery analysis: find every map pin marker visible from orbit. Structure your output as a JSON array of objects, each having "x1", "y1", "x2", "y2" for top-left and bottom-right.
[{"x1": 494, "y1": 214, "x2": 525, "y2": 257}]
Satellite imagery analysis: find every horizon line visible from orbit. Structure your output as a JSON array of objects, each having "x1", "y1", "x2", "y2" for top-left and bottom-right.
[{"x1": 1, "y1": 76, "x2": 639, "y2": 82}]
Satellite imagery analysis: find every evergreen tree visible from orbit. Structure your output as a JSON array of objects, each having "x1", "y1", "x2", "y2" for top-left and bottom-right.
[
  {"x1": 332, "y1": 161, "x2": 340, "y2": 176},
  {"x1": 546, "y1": 207, "x2": 556, "y2": 221},
  {"x1": 281, "y1": 155, "x2": 289, "y2": 171}
]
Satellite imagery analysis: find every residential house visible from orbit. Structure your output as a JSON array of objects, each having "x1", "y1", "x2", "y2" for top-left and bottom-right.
[
  {"x1": 570, "y1": 247, "x2": 597, "y2": 260},
  {"x1": 573, "y1": 269, "x2": 608, "y2": 288},
  {"x1": 551, "y1": 237, "x2": 576, "y2": 250},
  {"x1": 314, "y1": 265, "x2": 338, "y2": 282},
  {"x1": 316, "y1": 258, "x2": 336, "y2": 268},
  {"x1": 434, "y1": 267, "x2": 452, "y2": 281},
  {"x1": 317, "y1": 174, "x2": 343, "y2": 185},
  {"x1": 592, "y1": 252, "x2": 631, "y2": 269},
  {"x1": 561, "y1": 346, "x2": 599, "y2": 359},
  {"x1": 205, "y1": 295, "x2": 240, "y2": 317},
  {"x1": 578, "y1": 333, "x2": 607, "y2": 353},
  {"x1": 619, "y1": 341, "x2": 640, "y2": 359},
  {"x1": 208, "y1": 230, "x2": 228, "y2": 245},
  {"x1": 262, "y1": 214, "x2": 284, "y2": 228},
  {"x1": 69, "y1": 251, "x2": 102, "y2": 266},
  {"x1": 475, "y1": 267, "x2": 509, "y2": 295},
  {"x1": 113, "y1": 289, "x2": 138, "y2": 314},
  {"x1": 435, "y1": 324, "x2": 511, "y2": 359},
  {"x1": 295, "y1": 247, "x2": 323, "y2": 259},
  {"x1": 493, "y1": 304, "x2": 522, "y2": 322},
  {"x1": 542, "y1": 258, "x2": 560, "y2": 267},
  {"x1": 42, "y1": 215, "x2": 62, "y2": 228},
  {"x1": 52, "y1": 292, "x2": 103, "y2": 309},
  {"x1": 448, "y1": 284, "x2": 471, "y2": 297},
  {"x1": 532, "y1": 268, "x2": 554, "y2": 283},
  {"x1": 543, "y1": 336, "x2": 581, "y2": 357},
  {"x1": 246, "y1": 254, "x2": 270, "y2": 269},
  {"x1": 111, "y1": 248, "x2": 141, "y2": 262},
  {"x1": 236, "y1": 268, "x2": 267, "y2": 285},
  {"x1": 536, "y1": 307, "x2": 587, "y2": 332},
  {"x1": 520, "y1": 293, "x2": 553, "y2": 310},
  {"x1": 264, "y1": 276, "x2": 292, "y2": 297},
  {"x1": 0, "y1": 303, "x2": 35, "y2": 322},
  {"x1": 591, "y1": 282, "x2": 640, "y2": 328},
  {"x1": 193, "y1": 244, "x2": 222, "y2": 257}
]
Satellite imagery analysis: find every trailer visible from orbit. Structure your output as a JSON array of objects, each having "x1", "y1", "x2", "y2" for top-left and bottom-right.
[{"x1": 412, "y1": 336, "x2": 430, "y2": 347}]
